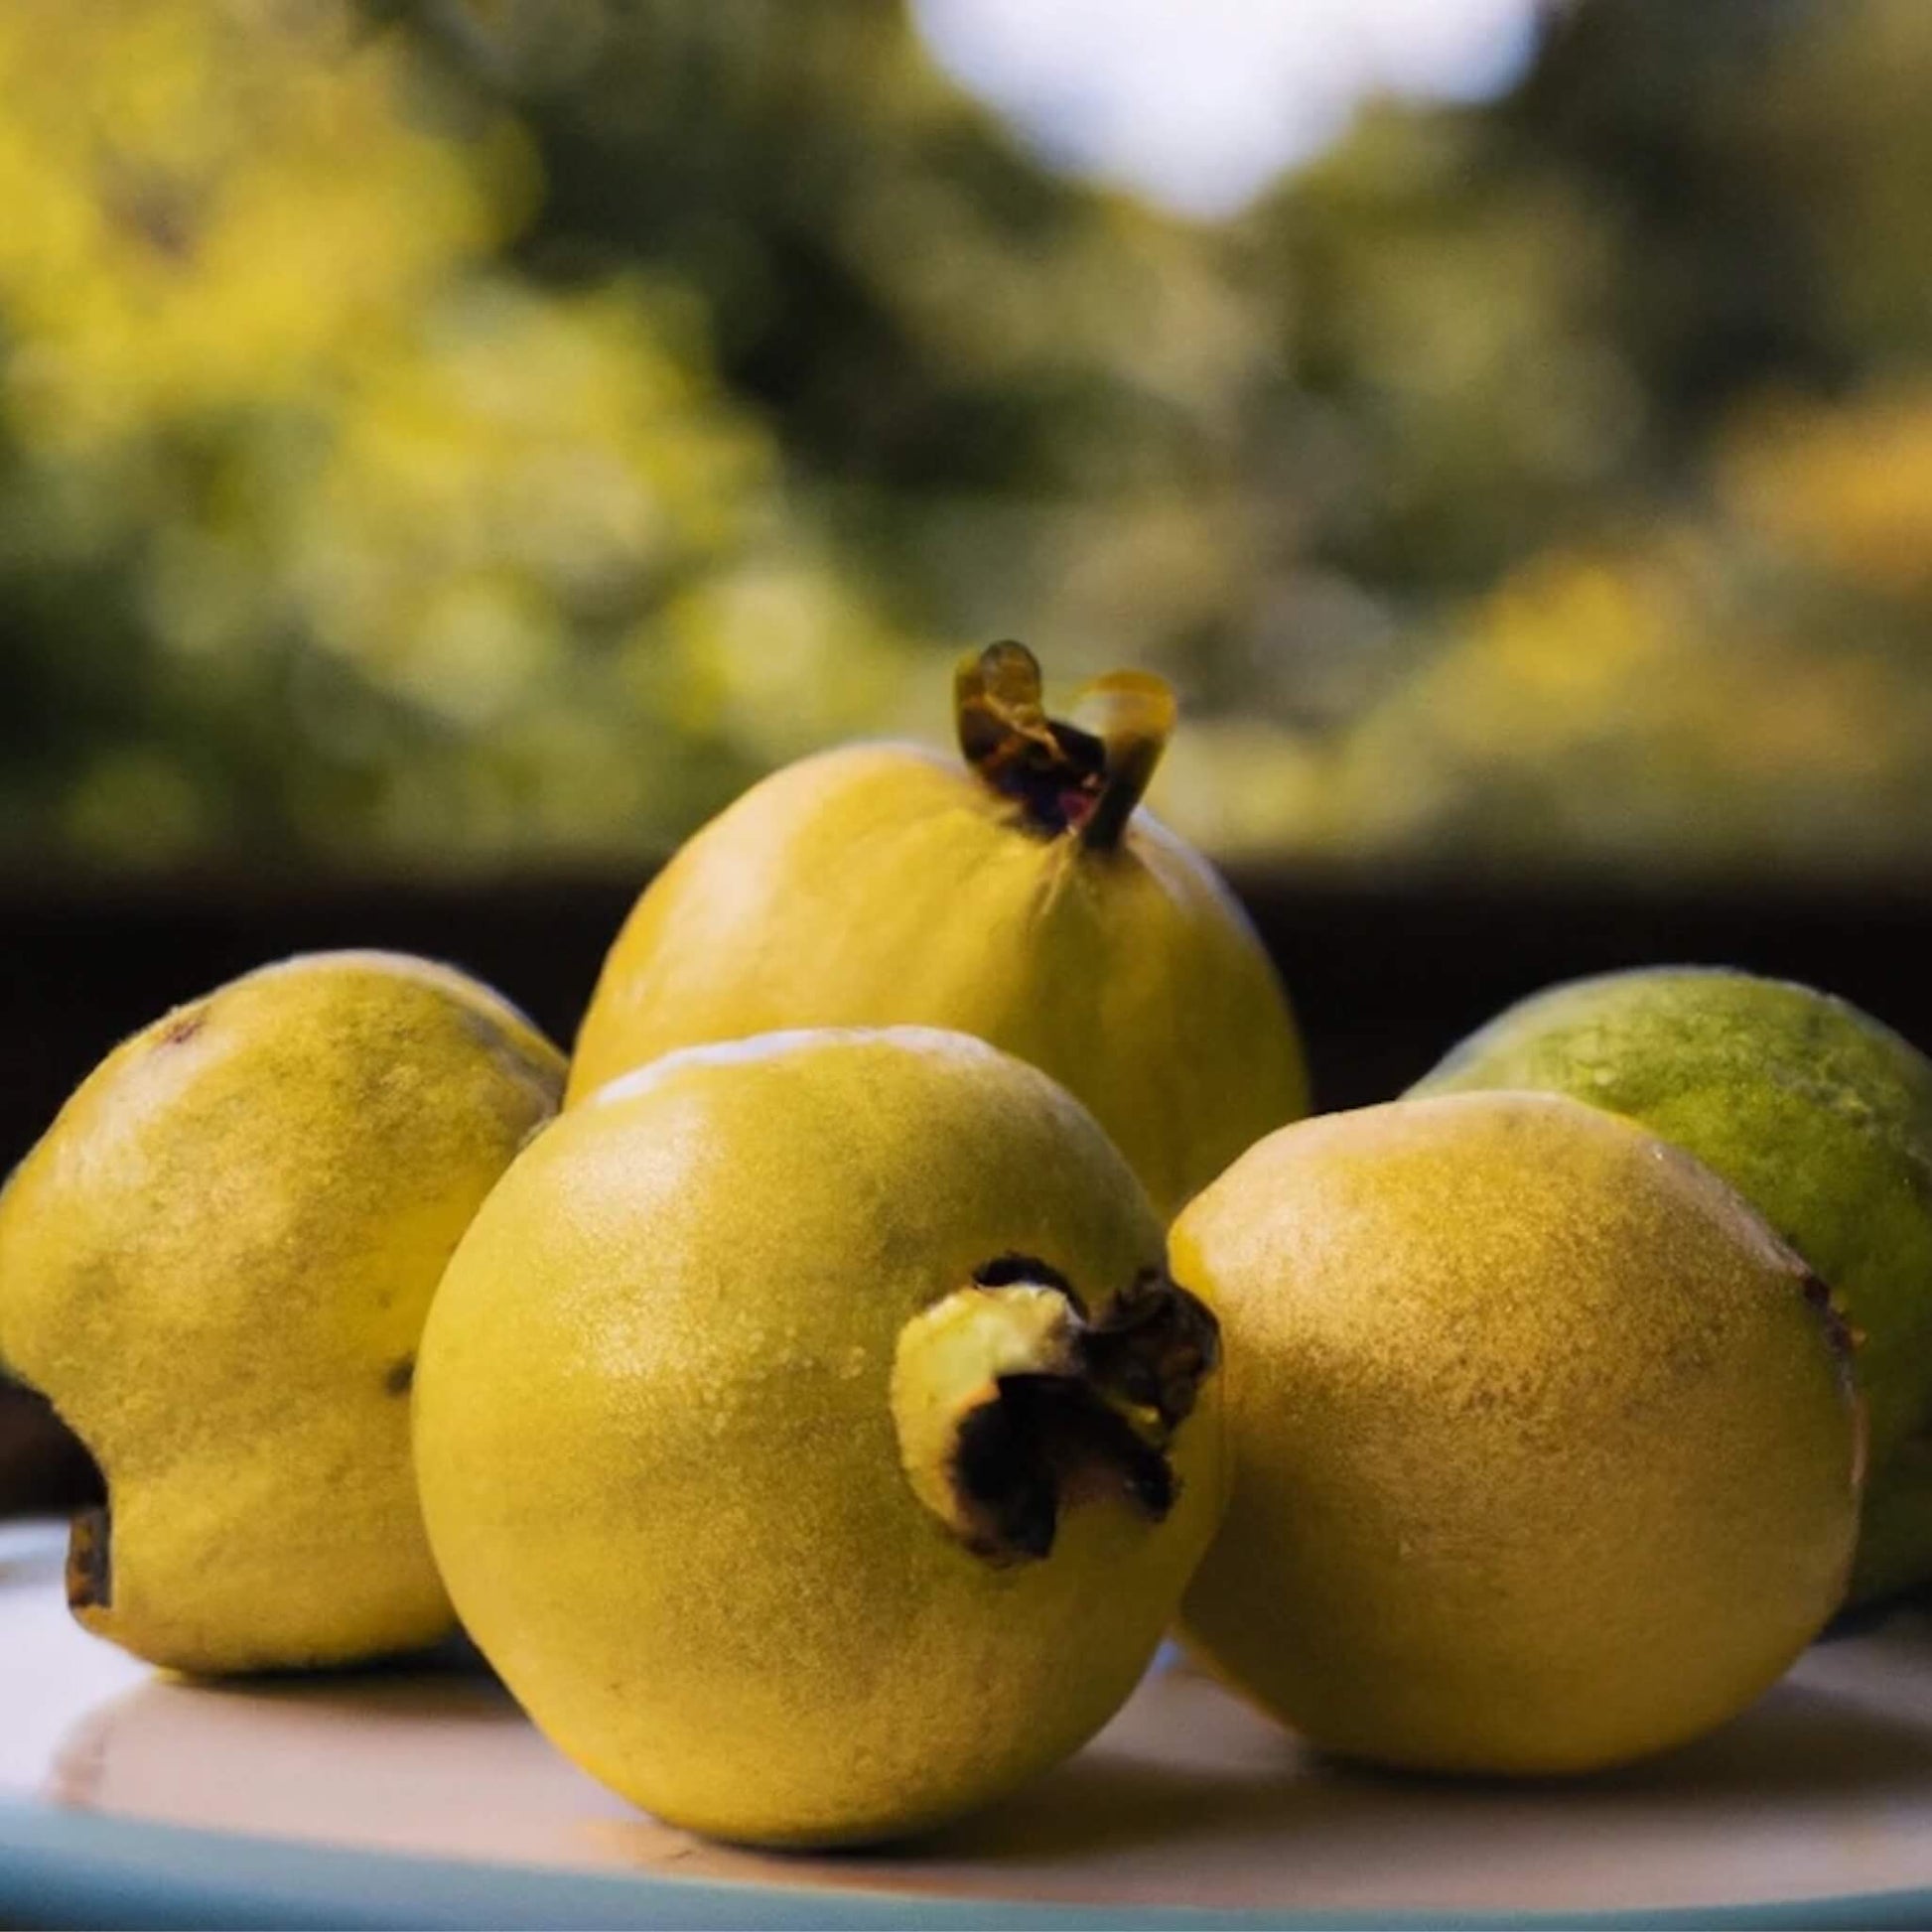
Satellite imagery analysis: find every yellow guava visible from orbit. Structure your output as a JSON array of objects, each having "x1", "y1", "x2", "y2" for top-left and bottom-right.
[
  {"x1": 567, "y1": 643, "x2": 1307, "y2": 1218},
  {"x1": 0, "y1": 950, "x2": 564, "y2": 1674},
  {"x1": 1417, "y1": 967, "x2": 1932, "y2": 1603},
  {"x1": 1176, "y1": 1090, "x2": 1862, "y2": 1775},
  {"x1": 414, "y1": 1027, "x2": 1226, "y2": 1846}
]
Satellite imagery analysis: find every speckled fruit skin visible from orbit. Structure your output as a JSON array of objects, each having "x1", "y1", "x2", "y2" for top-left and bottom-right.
[
  {"x1": 564, "y1": 741, "x2": 1305, "y2": 1221},
  {"x1": 414, "y1": 1028, "x2": 1228, "y2": 1849},
  {"x1": 1416, "y1": 967, "x2": 1932, "y2": 1604},
  {"x1": 1175, "y1": 1091, "x2": 1863, "y2": 1777},
  {"x1": 0, "y1": 951, "x2": 564, "y2": 1675}
]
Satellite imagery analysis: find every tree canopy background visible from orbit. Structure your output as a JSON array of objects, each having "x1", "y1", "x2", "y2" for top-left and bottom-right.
[{"x1": 3, "y1": 0, "x2": 1929, "y2": 877}]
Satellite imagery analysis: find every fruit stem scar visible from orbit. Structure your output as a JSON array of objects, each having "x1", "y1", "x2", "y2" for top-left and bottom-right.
[
  {"x1": 67, "y1": 1504, "x2": 111, "y2": 1613},
  {"x1": 953, "y1": 643, "x2": 1175, "y2": 853},
  {"x1": 1800, "y1": 1271, "x2": 1869, "y2": 1490},
  {"x1": 1800, "y1": 1270, "x2": 1862, "y2": 1368},
  {"x1": 892, "y1": 1258, "x2": 1219, "y2": 1565}
]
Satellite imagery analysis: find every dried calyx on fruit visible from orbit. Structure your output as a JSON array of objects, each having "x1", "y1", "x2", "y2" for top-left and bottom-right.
[
  {"x1": 954, "y1": 641, "x2": 1175, "y2": 851},
  {"x1": 892, "y1": 1254, "x2": 1220, "y2": 1564}
]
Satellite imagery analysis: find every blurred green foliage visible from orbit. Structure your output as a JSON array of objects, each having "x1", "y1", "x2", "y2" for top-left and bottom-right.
[{"x1": 1, "y1": 0, "x2": 1930, "y2": 875}]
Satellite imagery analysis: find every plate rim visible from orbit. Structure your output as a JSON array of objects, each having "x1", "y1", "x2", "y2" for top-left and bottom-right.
[{"x1": 8, "y1": 1793, "x2": 1932, "y2": 1931}]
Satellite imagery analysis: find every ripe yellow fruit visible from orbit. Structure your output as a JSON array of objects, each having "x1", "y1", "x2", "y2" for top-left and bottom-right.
[
  {"x1": 0, "y1": 951, "x2": 564, "y2": 1675},
  {"x1": 1176, "y1": 1091, "x2": 1863, "y2": 1776},
  {"x1": 567, "y1": 643, "x2": 1307, "y2": 1218},
  {"x1": 414, "y1": 1027, "x2": 1226, "y2": 1847},
  {"x1": 1414, "y1": 967, "x2": 1932, "y2": 1605}
]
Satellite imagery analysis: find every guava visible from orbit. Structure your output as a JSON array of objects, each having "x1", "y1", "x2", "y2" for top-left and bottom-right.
[
  {"x1": 414, "y1": 1027, "x2": 1225, "y2": 1846},
  {"x1": 566, "y1": 642, "x2": 1306, "y2": 1218},
  {"x1": 1416, "y1": 967, "x2": 1932, "y2": 1604},
  {"x1": 1176, "y1": 1090, "x2": 1862, "y2": 1775},
  {"x1": 0, "y1": 950, "x2": 564, "y2": 1673}
]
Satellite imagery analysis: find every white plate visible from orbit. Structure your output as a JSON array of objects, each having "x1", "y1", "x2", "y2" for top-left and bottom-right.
[{"x1": 6, "y1": 1520, "x2": 1932, "y2": 1928}]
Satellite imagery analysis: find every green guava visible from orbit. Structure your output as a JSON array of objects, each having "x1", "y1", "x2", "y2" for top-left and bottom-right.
[{"x1": 1415, "y1": 966, "x2": 1932, "y2": 1605}]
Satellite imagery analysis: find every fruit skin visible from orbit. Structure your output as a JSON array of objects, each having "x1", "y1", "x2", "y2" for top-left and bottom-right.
[
  {"x1": 566, "y1": 653, "x2": 1307, "y2": 1221},
  {"x1": 1175, "y1": 1090, "x2": 1862, "y2": 1777},
  {"x1": 415, "y1": 1027, "x2": 1227, "y2": 1848},
  {"x1": 1415, "y1": 967, "x2": 1932, "y2": 1604},
  {"x1": 0, "y1": 950, "x2": 564, "y2": 1675}
]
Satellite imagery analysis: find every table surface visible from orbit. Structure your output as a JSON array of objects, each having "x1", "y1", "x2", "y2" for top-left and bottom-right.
[{"x1": 7, "y1": 1520, "x2": 1932, "y2": 1927}]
